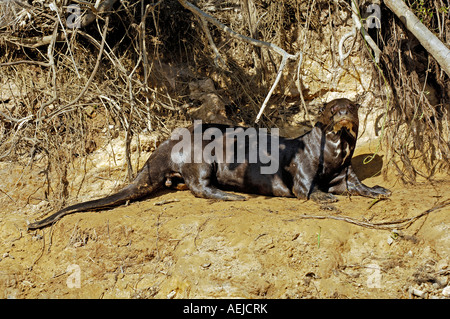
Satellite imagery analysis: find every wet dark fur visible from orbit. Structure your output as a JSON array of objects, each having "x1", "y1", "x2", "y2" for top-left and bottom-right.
[{"x1": 28, "y1": 98, "x2": 391, "y2": 229}]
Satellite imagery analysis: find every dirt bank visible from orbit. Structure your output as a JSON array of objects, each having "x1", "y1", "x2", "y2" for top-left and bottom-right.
[{"x1": 0, "y1": 141, "x2": 449, "y2": 299}]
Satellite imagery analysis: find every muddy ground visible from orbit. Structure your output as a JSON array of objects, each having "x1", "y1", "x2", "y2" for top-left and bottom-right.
[{"x1": 0, "y1": 137, "x2": 449, "y2": 299}]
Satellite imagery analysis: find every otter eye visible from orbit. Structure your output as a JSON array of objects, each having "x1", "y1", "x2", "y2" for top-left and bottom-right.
[{"x1": 331, "y1": 105, "x2": 339, "y2": 113}]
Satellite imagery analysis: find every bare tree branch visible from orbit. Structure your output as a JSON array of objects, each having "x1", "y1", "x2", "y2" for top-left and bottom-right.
[
  {"x1": 177, "y1": 0, "x2": 302, "y2": 123},
  {"x1": 339, "y1": 0, "x2": 381, "y2": 65},
  {"x1": 36, "y1": 16, "x2": 110, "y2": 123}
]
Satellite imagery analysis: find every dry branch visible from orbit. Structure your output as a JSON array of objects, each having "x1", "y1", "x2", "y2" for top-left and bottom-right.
[
  {"x1": 199, "y1": 16, "x2": 226, "y2": 68},
  {"x1": 352, "y1": 0, "x2": 381, "y2": 63},
  {"x1": 73, "y1": 0, "x2": 118, "y2": 28},
  {"x1": 285, "y1": 199, "x2": 450, "y2": 230},
  {"x1": 339, "y1": 0, "x2": 381, "y2": 65},
  {"x1": 37, "y1": 22, "x2": 58, "y2": 123},
  {"x1": 37, "y1": 16, "x2": 110, "y2": 123},
  {"x1": 2, "y1": 32, "x2": 65, "y2": 48},
  {"x1": 177, "y1": 0, "x2": 302, "y2": 123}
]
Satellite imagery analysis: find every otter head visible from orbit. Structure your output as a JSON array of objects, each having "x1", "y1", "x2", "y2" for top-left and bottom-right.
[{"x1": 316, "y1": 98, "x2": 359, "y2": 139}]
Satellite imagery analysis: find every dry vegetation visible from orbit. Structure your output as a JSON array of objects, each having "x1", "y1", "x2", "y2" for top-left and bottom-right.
[{"x1": 381, "y1": 0, "x2": 450, "y2": 182}]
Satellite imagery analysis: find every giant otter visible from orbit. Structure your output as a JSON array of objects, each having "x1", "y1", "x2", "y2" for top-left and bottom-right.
[{"x1": 28, "y1": 98, "x2": 391, "y2": 229}]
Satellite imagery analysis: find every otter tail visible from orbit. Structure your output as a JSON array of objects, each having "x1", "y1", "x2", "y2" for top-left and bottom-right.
[{"x1": 28, "y1": 160, "x2": 167, "y2": 230}]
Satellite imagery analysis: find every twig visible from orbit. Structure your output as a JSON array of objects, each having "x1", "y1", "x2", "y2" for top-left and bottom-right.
[
  {"x1": 193, "y1": 218, "x2": 210, "y2": 250},
  {"x1": 155, "y1": 211, "x2": 163, "y2": 260},
  {"x1": 37, "y1": 16, "x2": 110, "y2": 122},
  {"x1": 0, "y1": 110, "x2": 32, "y2": 124},
  {"x1": 338, "y1": 0, "x2": 381, "y2": 65},
  {"x1": 0, "y1": 187, "x2": 15, "y2": 203},
  {"x1": 0, "y1": 114, "x2": 33, "y2": 161},
  {"x1": 29, "y1": 228, "x2": 46, "y2": 269},
  {"x1": 66, "y1": 16, "x2": 109, "y2": 106},
  {"x1": 2, "y1": 32, "x2": 65, "y2": 48},
  {"x1": 49, "y1": 2, "x2": 80, "y2": 78},
  {"x1": 177, "y1": 0, "x2": 302, "y2": 123},
  {"x1": 125, "y1": 54, "x2": 142, "y2": 181},
  {"x1": 353, "y1": 0, "x2": 381, "y2": 63},
  {"x1": 294, "y1": 52, "x2": 313, "y2": 126},
  {"x1": 37, "y1": 22, "x2": 58, "y2": 124},
  {"x1": 199, "y1": 16, "x2": 226, "y2": 68},
  {"x1": 179, "y1": 0, "x2": 297, "y2": 57},
  {"x1": 0, "y1": 60, "x2": 50, "y2": 67},
  {"x1": 154, "y1": 199, "x2": 180, "y2": 206},
  {"x1": 338, "y1": 29, "x2": 357, "y2": 66},
  {"x1": 255, "y1": 53, "x2": 291, "y2": 123},
  {"x1": 284, "y1": 199, "x2": 450, "y2": 230},
  {"x1": 367, "y1": 198, "x2": 384, "y2": 210},
  {"x1": 140, "y1": 1, "x2": 153, "y2": 132}
]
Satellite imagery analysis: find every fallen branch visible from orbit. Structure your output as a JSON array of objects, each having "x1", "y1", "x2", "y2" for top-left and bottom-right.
[
  {"x1": 177, "y1": 0, "x2": 302, "y2": 123},
  {"x1": 384, "y1": 0, "x2": 450, "y2": 77},
  {"x1": 284, "y1": 199, "x2": 450, "y2": 230}
]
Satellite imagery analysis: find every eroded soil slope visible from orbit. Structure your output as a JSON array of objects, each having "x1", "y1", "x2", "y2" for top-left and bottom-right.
[{"x1": 0, "y1": 140, "x2": 449, "y2": 299}]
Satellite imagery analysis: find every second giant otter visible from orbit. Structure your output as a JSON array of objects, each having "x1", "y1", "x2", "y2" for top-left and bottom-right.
[{"x1": 28, "y1": 98, "x2": 391, "y2": 229}]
